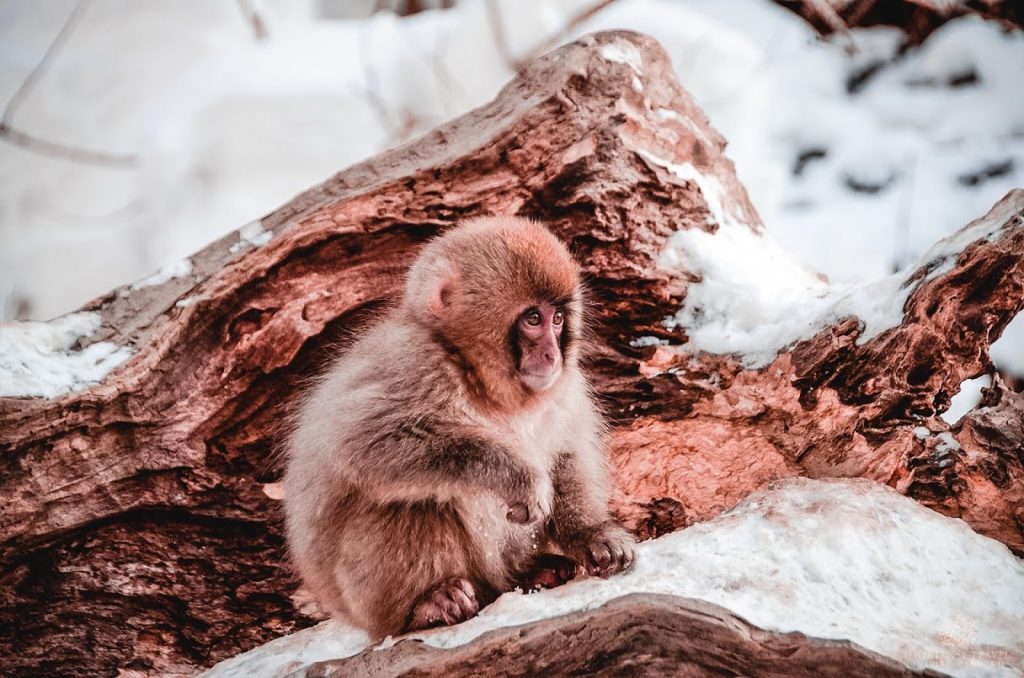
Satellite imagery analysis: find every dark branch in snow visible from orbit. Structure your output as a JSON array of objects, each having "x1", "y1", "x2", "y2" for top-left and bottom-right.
[{"x1": 0, "y1": 0, "x2": 138, "y2": 168}]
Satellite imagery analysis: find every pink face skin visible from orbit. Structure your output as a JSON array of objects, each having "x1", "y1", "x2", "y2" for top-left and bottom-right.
[{"x1": 516, "y1": 302, "x2": 564, "y2": 392}]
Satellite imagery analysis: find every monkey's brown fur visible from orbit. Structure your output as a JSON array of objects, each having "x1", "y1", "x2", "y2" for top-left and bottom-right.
[{"x1": 283, "y1": 216, "x2": 635, "y2": 639}]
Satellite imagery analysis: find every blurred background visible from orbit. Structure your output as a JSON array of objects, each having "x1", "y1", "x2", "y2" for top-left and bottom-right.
[{"x1": 1, "y1": 0, "x2": 1022, "y2": 397}]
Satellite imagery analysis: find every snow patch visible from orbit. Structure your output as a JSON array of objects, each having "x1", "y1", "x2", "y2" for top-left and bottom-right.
[
  {"x1": 229, "y1": 221, "x2": 273, "y2": 253},
  {"x1": 942, "y1": 374, "x2": 992, "y2": 424},
  {"x1": 639, "y1": 151, "x2": 743, "y2": 230},
  {"x1": 935, "y1": 431, "x2": 961, "y2": 454},
  {"x1": 130, "y1": 258, "x2": 192, "y2": 289},
  {"x1": 654, "y1": 106, "x2": 714, "y2": 146},
  {"x1": 203, "y1": 620, "x2": 369, "y2": 678},
  {"x1": 204, "y1": 478, "x2": 1024, "y2": 678},
  {"x1": 599, "y1": 39, "x2": 644, "y2": 76},
  {"x1": 630, "y1": 336, "x2": 669, "y2": 348},
  {"x1": 660, "y1": 218, "x2": 832, "y2": 367},
  {"x1": 658, "y1": 182, "x2": 1019, "y2": 368},
  {"x1": 0, "y1": 312, "x2": 132, "y2": 398}
]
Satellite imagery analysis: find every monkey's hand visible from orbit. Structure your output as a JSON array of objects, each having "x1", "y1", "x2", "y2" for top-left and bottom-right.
[
  {"x1": 517, "y1": 554, "x2": 578, "y2": 591},
  {"x1": 563, "y1": 523, "x2": 636, "y2": 578},
  {"x1": 504, "y1": 469, "x2": 553, "y2": 525}
]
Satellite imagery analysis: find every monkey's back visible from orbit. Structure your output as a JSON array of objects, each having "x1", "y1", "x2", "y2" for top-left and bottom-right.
[{"x1": 281, "y1": 316, "x2": 521, "y2": 631}]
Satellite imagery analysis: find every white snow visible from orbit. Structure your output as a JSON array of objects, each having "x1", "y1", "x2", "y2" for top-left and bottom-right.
[
  {"x1": 2, "y1": 1, "x2": 1019, "y2": 382},
  {"x1": 204, "y1": 478, "x2": 1024, "y2": 678},
  {"x1": 663, "y1": 2, "x2": 1024, "y2": 379},
  {"x1": 942, "y1": 374, "x2": 993, "y2": 424},
  {"x1": 657, "y1": 171, "x2": 1021, "y2": 367},
  {"x1": 629, "y1": 335, "x2": 669, "y2": 348},
  {"x1": 130, "y1": 257, "x2": 192, "y2": 289},
  {"x1": 599, "y1": 39, "x2": 644, "y2": 75},
  {"x1": 935, "y1": 431, "x2": 961, "y2": 455},
  {"x1": 229, "y1": 220, "x2": 273, "y2": 253},
  {"x1": 0, "y1": 311, "x2": 132, "y2": 398},
  {"x1": 203, "y1": 620, "x2": 370, "y2": 678}
]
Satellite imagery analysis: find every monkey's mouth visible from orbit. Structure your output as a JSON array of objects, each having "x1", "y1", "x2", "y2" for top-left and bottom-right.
[{"x1": 518, "y1": 366, "x2": 561, "y2": 392}]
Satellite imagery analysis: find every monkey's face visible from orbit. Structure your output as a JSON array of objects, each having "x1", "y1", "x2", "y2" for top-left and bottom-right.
[{"x1": 514, "y1": 302, "x2": 564, "y2": 392}]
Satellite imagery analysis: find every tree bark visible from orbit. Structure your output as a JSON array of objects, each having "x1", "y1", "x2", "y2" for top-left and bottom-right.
[
  {"x1": 303, "y1": 594, "x2": 937, "y2": 678},
  {"x1": 0, "y1": 30, "x2": 1020, "y2": 676}
]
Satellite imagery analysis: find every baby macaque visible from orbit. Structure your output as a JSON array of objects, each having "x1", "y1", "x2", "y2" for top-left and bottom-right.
[{"x1": 283, "y1": 216, "x2": 634, "y2": 638}]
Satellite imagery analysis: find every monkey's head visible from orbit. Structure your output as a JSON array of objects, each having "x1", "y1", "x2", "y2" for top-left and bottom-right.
[{"x1": 404, "y1": 216, "x2": 583, "y2": 409}]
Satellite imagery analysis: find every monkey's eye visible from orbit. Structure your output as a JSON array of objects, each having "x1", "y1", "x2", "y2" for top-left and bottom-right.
[
  {"x1": 524, "y1": 309, "x2": 542, "y2": 327},
  {"x1": 552, "y1": 310, "x2": 564, "y2": 326}
]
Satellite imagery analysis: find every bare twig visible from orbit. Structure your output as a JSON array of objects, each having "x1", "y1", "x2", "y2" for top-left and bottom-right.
[
  {"x1": 844, "y1": 0, "x2": 880, "y2": 26},
  {"x1": 484, "y1": 0, "x2": 520, "y2": 69},
  {"x1": 0, "y1": 123, "x2": 136, "y2": 167},
  {"x1": 235, "y1": 0, "x2": 268, "y2": 40},
  {"x1": 399, "y1": 20, "x2": 461, "y2": 118},
  {"x1": 354, "y1": 21, "x2": 428, "y2": 146},
  {"x1": 0, "y1": 0, "x2": 137, "y2": 167},
  {"x1": 357, "y1": 23, "x2": 398, "y2": 137},
  {"x1": 521, "y1": 0, "x2": 618, "y2": 63},
  {"x1": 802, "y1": 0, "x2": 858, "y2": 53},
  {"x1": 485, "y1": 0, "x2": 622, "y2": 71}
]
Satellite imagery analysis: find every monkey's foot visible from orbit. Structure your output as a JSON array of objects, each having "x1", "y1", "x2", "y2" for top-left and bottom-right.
[
  {"x1": 518, "y1": 553, "x2": 578, "y2": 592},
  {"x1": 566, "y1": 524, "x2": 637, "y2": 578},
  {"x1": 407, "y1": 578, "x2": 479, "y2": 631}
]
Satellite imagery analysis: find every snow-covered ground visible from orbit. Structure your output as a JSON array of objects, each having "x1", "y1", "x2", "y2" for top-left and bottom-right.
[
  {"x1": 204, "y1": 478, "x2": 1024, "y2": 677},
  {"x1": 1, "y1": 1, "x2": 1021, "y2": 389}
]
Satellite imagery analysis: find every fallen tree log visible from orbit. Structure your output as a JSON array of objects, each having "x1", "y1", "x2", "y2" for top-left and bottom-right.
[
  {"x1": 304, "y1": 594, "x2": 934, "y2": 678},
  {"x1": 0, "y1": 29, "x2": 1021, "y2": 676}
]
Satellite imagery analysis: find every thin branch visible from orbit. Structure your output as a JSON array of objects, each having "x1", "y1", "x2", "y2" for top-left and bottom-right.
[
  {"x1": 844, "y1": 0, "x2": 880, "y2": 26},
  {"x1": 235, "y1": 0, "x2": 268, "y2": 40},
  {"x1": 398, "y1": 20, "x2": 461, "y2": 118},
  {"x1": 355, "y1": 21, "x2": 427, "y2": 146},
  {"x1": 3, "y1": 0, "x2": 86, "y2": 123},
  {"x1": 0, "y1": 0, "x2": 137, "y2": 167},
  {"x1": 485, "y1": 0, "x2": 621, "y2": 72},
  {"x1": 357, "y1": 22, "x2": 397, "y2": 136},
  {"x1": 0, "y1": 123, "x2": 136, "y2": 167},
  {"x1": 802, "y1": 0, "x2": 858, "y2": 53},
  {"x1": 484, "y1": 0, "x2": 520, "y2": 69},
  {"x1": 521, "y1": 0, "x2": 618, "y2": 63}
]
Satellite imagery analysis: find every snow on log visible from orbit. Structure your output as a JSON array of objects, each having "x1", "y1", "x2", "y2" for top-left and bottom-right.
[
  {"x1": 207, "y1": 480, "x2": 1023, "y2": 677},
  {"x1": 0, "y1": 30, "x2": 1021, "y2": 675}
]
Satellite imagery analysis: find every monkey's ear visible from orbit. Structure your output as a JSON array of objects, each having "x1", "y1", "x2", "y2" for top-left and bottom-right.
[
  {"x1": 426, "y1": 271, "x2": 458, "y2": 318},
  {"x1": 405, "y1": 253, "x2": 459, "y2": 324}
]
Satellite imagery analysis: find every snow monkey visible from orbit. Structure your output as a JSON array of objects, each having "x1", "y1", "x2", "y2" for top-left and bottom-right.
[{"x1": 283, "y1": 215, "x2": 635, "y2": 639}]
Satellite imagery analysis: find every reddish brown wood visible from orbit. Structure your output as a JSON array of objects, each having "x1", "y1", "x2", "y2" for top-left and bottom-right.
[
  {"x1": 304, "y1": 594, "x2": 935, "y2": 677},
  {"x1": 0, "y1": 30, "x2": 1021, "y2": 675},
  {"x1": 774, "y1": 0, "x2": 1024, "y2": 44}
]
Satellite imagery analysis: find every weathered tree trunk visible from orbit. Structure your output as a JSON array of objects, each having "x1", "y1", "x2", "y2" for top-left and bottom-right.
[
  {"x1": 306, "y1": 594, "x2": 935, "y2": 677},
  {"x1": 0, "y1": 30, "x2": 1021, "y2": 676}
]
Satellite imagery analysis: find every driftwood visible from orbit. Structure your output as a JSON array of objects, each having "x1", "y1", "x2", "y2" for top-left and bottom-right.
[{"x1": 0, "y1": 30, "x2": 1021, "y2": 676}]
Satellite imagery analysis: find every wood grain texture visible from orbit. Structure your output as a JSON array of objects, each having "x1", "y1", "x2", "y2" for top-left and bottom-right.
[
  {"x1": 1, "y1": 30, "x2": 1020, "y2": 675},
  {"x1": 301, "y1": 594, "x2": 940, "y2": 678}
]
